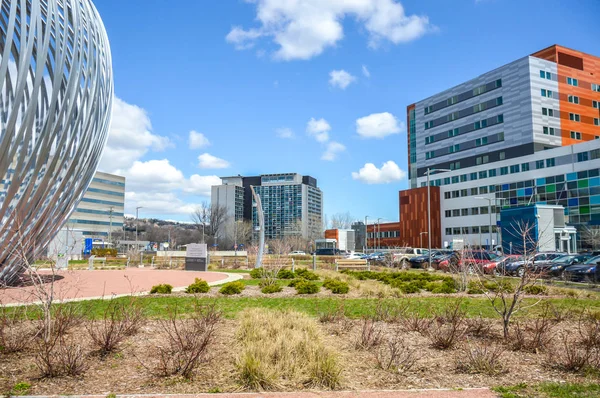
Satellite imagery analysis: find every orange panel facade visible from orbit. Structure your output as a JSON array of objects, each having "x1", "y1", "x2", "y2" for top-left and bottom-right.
[
  {"x1": 366, "y1": 222, "x2": 402, "y2": 249},
  {"x1": 532, "y1": 45, "x2": 600, "y2": 146},
  {"x1": 324, "y1": 229, "x2": 339, "y2": 240},
  {"x1": 398, "y1": 186, "x2": 441, "y2": 249}
]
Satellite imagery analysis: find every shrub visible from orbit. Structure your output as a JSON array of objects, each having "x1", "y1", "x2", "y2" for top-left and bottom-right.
[
  {"x1": 401, "y1": 312, "x2": 434, "y2": 334},
  {"x1": 456, "y1": 343, "x2": 506, "y2": 376},
  {"x1": 277, "y1": 269, "x2": 296, "y2": 279},
  {"x1": 250, "y1": 268, "x2": 273, "y2": 279},
  {"x1": 0, "y1": 306, "x2": 36, "y2": 354},
  {"x1": 287, "y1": 278, "x2": 302, "y2": 287},
  {"x1": 546, "y1": 334, "x2": 592, "y2": 373},
  {"x1": 432, "y1": 281, "x2": 457, "y2": 294},
  {"x1": 355, "y1": 318, "x2": 383, "y2": 350},
  {"x1": 374, "y1": 336, "x2": 416, "y2": 373},
  {"x1": 219, "y1": 281, "x2": 245, "y2": 295},
  {"x1": 261, "y1": 283, "x2": 283, "y2": 294},
  {"x1": 295, "y1": 281, "x2": 320, "y2": 294},
  {"x1": 399, "y1": 282, "x2": 421, "y2": 294},
  {"x1": 428, "y1": 301, "x2": 466, "y2": 350},
  {"x1": 185, "y1": 278, "x2": 210, "y2": 294},
  {"x1": 466, "y1": 315, "x2": 493, "y2": 338},
  {"x1": 524, "y1": 285, "x2": 548, "y2": 295},
  {"x1": 323, "y1": 279, "x2": 349, "y2": 294},
  {"x1": 467, "y1": 281, "x2": 485, "y2": 295},
  {"x1": 150, "y1": 284, "x2": 173, "y2": 294},
  {"x1": 295, "y1": 268, "x2": 319, "y2": 281}
]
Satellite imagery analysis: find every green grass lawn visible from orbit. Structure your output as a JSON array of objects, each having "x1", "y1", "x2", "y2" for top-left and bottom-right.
[
  {"x1": 493, "y1": 382, "x2": 600, "y2": 397},
  {"x1": 40, "y1": 294, "x2": 600, "y2": 320}
]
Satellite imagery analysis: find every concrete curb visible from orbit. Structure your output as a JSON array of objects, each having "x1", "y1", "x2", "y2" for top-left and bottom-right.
[{"x1": 3, "y1": 272, "x2": 242, "y2": 307}]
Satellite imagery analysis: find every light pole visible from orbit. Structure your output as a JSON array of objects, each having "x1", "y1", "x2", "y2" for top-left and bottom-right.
[
  {"x1": 377, "y1": 217, "x2": 382, "y2": 251},
  {"x1": 425, "y1": 168, "x2": 451, "y2": 270},
  {"x1": 419, "y1": 231, "x2": 428, "y2": 248},
  {"x1": 364, "y1": 215, "x2": 369, "y2": 253},
  {"x1": 135, "y1": 206, "x2": 143, "y2": 251},
  {"x1": 475, "y1": 197, "x2": 493, "y2": 251}
]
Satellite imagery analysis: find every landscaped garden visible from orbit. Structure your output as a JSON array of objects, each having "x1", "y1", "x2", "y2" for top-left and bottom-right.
[{"x1": 1, "y1": 267, "x2": 600, "y2": 396}]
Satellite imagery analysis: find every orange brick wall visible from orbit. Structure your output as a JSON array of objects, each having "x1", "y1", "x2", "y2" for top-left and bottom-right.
[
  {"x1": 366, "y1": 222, "x2": 402, "y2": 249},
  {"x1": 399, "y1": 186, "x2": 441, "y2": 249},
  {"x1": 532, "y1": 45, "x2": 600, "y2": 145}
]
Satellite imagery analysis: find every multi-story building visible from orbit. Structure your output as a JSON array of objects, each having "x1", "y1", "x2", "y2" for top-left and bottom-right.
[
  {"x1": 212, "y1": 173, "x2": 323, "y2": 241},
  {"x1": 211, "y1": 176, "x2": 245, "y2": 240},
  {"x1": 407, "y1": 45, "x2": 600, "y2": 250},
  {"x1": 64, "y1": 171, "x2": 125, "y2": 240}
]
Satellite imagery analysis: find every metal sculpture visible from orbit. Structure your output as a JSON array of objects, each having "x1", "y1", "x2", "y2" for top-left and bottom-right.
[{"x1": 0, "y1": 0, "x2": 113, "y2": 285}]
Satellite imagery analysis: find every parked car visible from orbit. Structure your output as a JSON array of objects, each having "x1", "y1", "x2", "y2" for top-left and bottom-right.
[
  {"x1": 492, "y1": 255, "x2": 523, "y2": 276},
  {"x1": 314, "y1": 248, "x2": 343, "y2": 256},
  {"x1": 389, "y1": 248, "x2": 428, "y2": 266},
  {"x1": 498, "y1": 252, "x2": 566, "y2": 277},
  {"x1": 288, "y1": 250, "x2": 306, "y2": 256},
  {"x1": 345, "y1": 252, "x2": 367, "y2": 259},
  {"x1": 365, "y1": 252, "x2": 385, "y2": 261},
  {"x1": 531, "y1": 254, "x2": 591, "y2": 278},
  {"x1": 437, "y1": 250, "x2": 499, "y2": 274},
  {"x1": 409, "y1": 250, "x2": 444, "y2": 269},
  {"x1": 563, "y1": 255, "x2": 600, "y2": 282}
]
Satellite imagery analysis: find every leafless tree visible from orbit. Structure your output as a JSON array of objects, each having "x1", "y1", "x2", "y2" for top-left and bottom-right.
[
  {"x1": 582, "y1": 226, "x2": 600, "y2": 250},
  {"x1": 329, "y1": 212, "x2": 354, "y2": 229},
  {"x1": 190, "y1": 202, "x2": 229, "y2": 245}
]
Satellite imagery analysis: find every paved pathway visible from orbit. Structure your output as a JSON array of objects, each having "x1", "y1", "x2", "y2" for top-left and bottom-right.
[
  {"x1": 0, "y1": 268, "x2": 240, "y2": 305},
  {"x1": 21, "y1": 389, "x2": 496, "y2": 398}
]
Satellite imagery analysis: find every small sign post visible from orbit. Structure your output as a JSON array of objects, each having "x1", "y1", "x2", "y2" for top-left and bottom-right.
[{"x1": 185, "y1": 243, "x2": 208, "y2": 271}]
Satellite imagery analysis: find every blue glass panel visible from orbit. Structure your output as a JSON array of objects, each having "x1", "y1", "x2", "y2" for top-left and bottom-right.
[
  {"x1": 564, "y1": 208, "x2": 569, "y2": 215},
  {"x1": 567, "y1": 172, "x2": 577, "y2": 181},
  {"x1": 591, "y1": 195, "x2": 600, "y2": 205},
  {"x1": 536, "y1": 178, "x2": 545, "y2": 186},
  {"x1": 517, "y1": 189, "x2": 525, "y2": 197},
  {"x1": 502, "y1": 184, "x2": 509, "y2": 191},
  {"x1": 525, "y1": 187, "x2": 533, "y2": 196},
  {"x1": 590, "y1": 177, "x2": 600, "y2": 187},
  {"x1": 510, "y1": 198, "x2": 517, "y2": 205},
  {"x1": 568, "y1": 198, "x2": 579, "y2": 207}
]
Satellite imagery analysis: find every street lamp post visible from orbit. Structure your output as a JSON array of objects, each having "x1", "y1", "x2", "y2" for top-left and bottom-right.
[
  {"x1": 475, "y1": 197, "x2": 493, "y2": 251},
  {"x1": 377, "y1": 217, "x2": 382, "y2": 250},
  {"x1": 135, "y1": 206, "x2": 143, "y2": 250},
  {"x1": 419, "y1": 231, "x2": 428, "y2": 249},
  {"x1": 364, "y1": 215, "x2": 369, "y2": 253},
  {"x1": 425, "y1": 168, "x2": 451, "y2": 271}
]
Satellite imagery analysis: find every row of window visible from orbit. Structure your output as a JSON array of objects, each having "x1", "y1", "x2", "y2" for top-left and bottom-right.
[
  {"x1": 445, "y1": 206, "x2": 498, "y2": 218},
  {"x1": 445, "y1": 226, "x2": 498, "y2": 236},
  {"x1": 367, "y1": 231, "x2": 400, "y2": 239},
  {"x1": 424, "y1": 79, "x2": 502, "y2": 115},
  {"x1": 540, "y1": 70, "x2": 600, "y2": 92},
  {"x1": 87, "y1": 187, "x2": 125, "y2": 197},
  {"x1": 80, "y1": 198, "x2": 123, "y2": 207},
  {"x1": 424, "y1": 97, "x2": 503, "y2": 130},
  {"x1": 75, "y1": 208, "x2": 124, "y2": 217},
  {"x1": 425, "y1": 115, "x2": 504, "y2": 145},
  {"x1": 92, "y1": 178, "x2": 125, "y2": 187},
  {"x1": 425, "y1": 132, "x2": 504, "y2": 160}
]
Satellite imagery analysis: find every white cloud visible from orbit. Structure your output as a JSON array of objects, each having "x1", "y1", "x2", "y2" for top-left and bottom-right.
[
  {"x1": 189, "y1": 131, "x2": 210, "y2": 149},
  {"x1": 306, "y1": 117, "x2": 331, "y2": 142},
  {"x1": 322, "y1": 141, "x2": 346, "y2": 161},
  {"x1": 226, "y1": 0, "x2": 432, "y2": 60},
  {"x1": 98, "y1": 97, "x2": 171, "y2": 172},
  {"x1": 356, "y1": 112, "x2": 403, "y2": 139},
  {"x1": 117, "y1": 159, "x2": 185, "y2": 193},
  {"x1": 362, "y1": 65, "x2": 371, "y2": 78},
  {"x1": 184, "y1": 174, "x2": 222, "y2": 196},
  {"x1": 329, "y1": 69, "x2": 356, "y2": 89},
  {"x1": 276, "y1": 127, "x2": 294, "y2": 139},
  {"x1": 198, "y1": 153, "x2": 231, "y2": 169},
  {"x1": 125, "y1": 191, "x2": 201, "y2": 216},
  {"x1": 351, "y1": 161, "x2": 406, "y2": 184}
]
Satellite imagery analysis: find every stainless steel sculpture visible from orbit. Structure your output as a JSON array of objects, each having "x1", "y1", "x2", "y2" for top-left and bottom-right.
[{"x1": 0, "y1": 0, "x2": 113, "y2": 285}]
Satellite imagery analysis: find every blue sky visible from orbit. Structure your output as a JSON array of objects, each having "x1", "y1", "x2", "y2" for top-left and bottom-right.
[{"x1": 94, "y1": 0, "x2": 600, "y2": 223}]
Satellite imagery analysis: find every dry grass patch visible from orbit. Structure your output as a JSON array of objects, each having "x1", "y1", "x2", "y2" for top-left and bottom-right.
[{"x1": 235, "y1": 308, "x2": 342, "y2": 391}]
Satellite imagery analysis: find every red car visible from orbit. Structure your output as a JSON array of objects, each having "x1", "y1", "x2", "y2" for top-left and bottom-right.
[{"x1": 438, "y1": 251, "x2": 501, "y2": 274}]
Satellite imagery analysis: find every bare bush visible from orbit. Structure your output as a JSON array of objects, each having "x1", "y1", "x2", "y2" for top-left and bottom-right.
[
  {"x1": 372, "y1": 299, "x2": 410, "y2": 323},
  {"x1": 509, "y1": 306, "x2": 554, "y2": 353},
  {"x1": 578, "y1": 309, "x2": 600, "y2": 348},
  {"x1": 456, "y1": 342, "x2": 506, "y2": 376},
  {"x1": 0, "y1": 305, "x2": 37, "y2": 354},
  {"x1": 86, "y1": 298, "x2": 145, "y2": 356},
  {"x1": 546, "y1": 334, "x2": 593, "y2": 373},
  {"x1": 147, "y1": 303, "x2": 220, "y2": 378},
  {"x1": 465, "y1": 315, "x2": 493, "y2": 338},
  {"x1": 401, "y1": 312, "x2": 433, "y2": 334},
  {"x1": 374, "y1": 335, "x2": 416, "y2": 373},
  {"x1": 355, "y1": 318, "x2": 383, "y2": 350},
  {"x1": 427, "y1": 300, "x2": 466, "y2": 350}
]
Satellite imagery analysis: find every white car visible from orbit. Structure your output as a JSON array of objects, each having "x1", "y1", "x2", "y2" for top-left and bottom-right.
[
  {"x1": 288, "y1": 251, "x2": 307, "y2": 256},
  {"x1": 345, "y1": 252, "x2": 367, "y2": 259}
]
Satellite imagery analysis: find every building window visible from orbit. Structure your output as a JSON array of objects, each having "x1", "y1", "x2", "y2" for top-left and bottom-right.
[
  {"x1": 460, "y1": 174, "x2": 467, "y2": 182},
  {"x1": 425, "y1": 136, "x2": 434, "y2": 144},
  {"x1": 543, "y1": 127, "x2": 555, "y2": 135},
  {"x1": 539, "y1": 70, "x2": 551, "y2": 80},
  {"x1": 475, "y1": 137, "x2": 488, "y2": 147},
  {"x1": 470, "y1": 172, "x2": 478, "y2": 181},
  {"x1": 480, "y1": 207, "x2": 489, "y2": 215},
  {"x1": 425, "y1": 121, "x2": 432, "y2": 129},
  {"x1": 479, "y1": 186, "x2": 488, "y2": 194},
  {"x1": 472, "y1": 207, "x2": 479, "y2": 215},
  {"x1": 593, "y1": 83, "x2": 600, "y2": 92},
  {"x1": 536, "y1": 160, "x2": 544, "y2": 169},
  {"x1": 461, "y1": 208, "x2": 469, "y2": 216},
  {"x1": 446, "y1": 228, "x2": 452, "y2": 235},
  {"x1": 570, "y1": 131, "x2": 582, "y2": 140},
  {"x1": 489, "y1": 169, "x2": 497, "y2": 177},
  {"x1": 476, "y1": 157, "x2": 482, "y2": 165},
  {"x1": 499, "y1": 151, "x2": 505, "y2": 160},
  {"x1": 500, "y1": 166, "x2": 508, "y2": 175},
  {"x1": 452, "y1": 209, "x2": 460, "y2": 217},
  {"x1": 497, "y1": 114, "x2": 504, "y2": 123},
  {"x1": 453, "y1": 227, "x2": 461, "y2": 235},
  {"x1": 595, "y1": 118, "x2": 599, "y2": 126},
  {"x1": 449, "y1": 144, "x2": 459, "y2": 153},
  {"x1": 470, "y1": 188, "x2": 478, "y2": 195},
  {"x1": 522, "y1": 163, "x2": 530, "y2": 172},
  {"x1": 479, "y1": 170, "x2": 487, "y2": 179},
  {"x1": 546, "y1": 158, "x2": 555, "y2": 167},
  {"x1": 541, "y1": 89, "x2": 553, "y2": 98},
  {"x1": 567, "y1": 77, "x2": 579, "y2": 86},
  {"x1": 472, "y1": 226, "x2": 480, "y2": 234},
  {"x1": 569, "y1": 113, "x2": 581, "y2": 122},
  {"x1": 568, "y1": 95, "x2": 580, "y2": 104},
  {"x1": 510, "y1": 165, "x2": 520, "y2": 174},
  {"x1": 542, "y1": 107, "x2": 555, "y2": 116},
  {"x1": 577, "y1": 152, "x2": 589, "y2": 162},
  {"x1": 460, "y1": 189, "x2": 468, "y2": 197},
  {"x1": 594, "y1": 100, "x2": 599, "y2": 109},
  {"x1": 444, "y1": 192, "x2": 451, "y2": 199}
]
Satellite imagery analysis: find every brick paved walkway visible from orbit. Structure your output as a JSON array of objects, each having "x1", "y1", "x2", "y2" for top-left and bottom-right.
[{"x1": 0, "y1": 268, "x2": 235, "y2": 305}]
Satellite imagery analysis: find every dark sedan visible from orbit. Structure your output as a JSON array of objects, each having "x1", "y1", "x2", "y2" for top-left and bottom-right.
[
  {"x1": 497, "y1": 252, "x2": 566, "y2": 277},
  {"x1": 532, "y1": 254, "x2": 591, "y2": 278},
  {"x1": 408, "y1": 251, "x2": 434, "y2": 269},
  {"x1": 563, "y1": 255, "x2": 600, "y2": 282}
]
